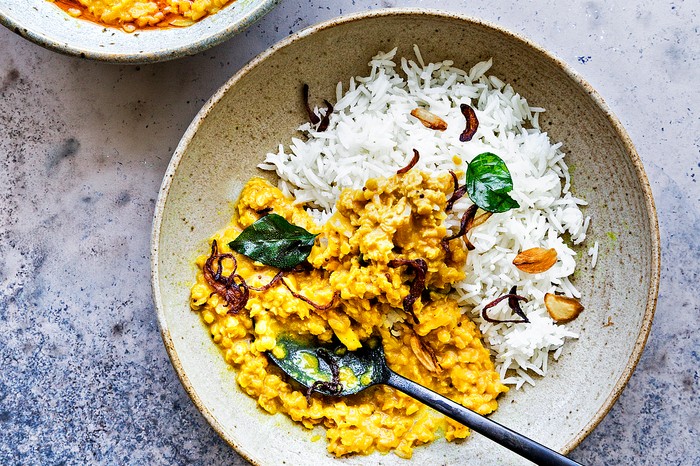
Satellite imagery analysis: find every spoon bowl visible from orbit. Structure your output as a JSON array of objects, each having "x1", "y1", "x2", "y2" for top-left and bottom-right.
[{"x1": 268, "y1": 334, "x2": 387, "y2": 396}]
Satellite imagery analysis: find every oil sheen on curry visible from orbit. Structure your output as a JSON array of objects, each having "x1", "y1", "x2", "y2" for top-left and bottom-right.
[
  {"x1": 48, "y1": 0, "x2": 234, "y2": 30},
  {"x1": 190, "y1": 171, "x2": 508, "y2": 458}
]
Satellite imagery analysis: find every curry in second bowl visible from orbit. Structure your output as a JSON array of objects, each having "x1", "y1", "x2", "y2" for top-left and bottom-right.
[
  {"x1": 0, "y1": 0, "x2": 278, "y2": 63},
  {"x1": 48, "y1": 0, "x2": 237, "y2": 31}
]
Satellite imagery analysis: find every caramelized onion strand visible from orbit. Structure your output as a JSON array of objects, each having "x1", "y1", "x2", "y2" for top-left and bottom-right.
[
  {"x1": 459, "y1": 103, "x2": 479, "y2": 142},
  {"x1": 446, "y1": 170, "x2": 467, "y2": 211},
  {"x1": 302, "y1": 84, "x2": 320, "y2": 125},
  {"x1": 397, "y1": 149, "x2": 420, "y2": 174},
  {"x1": 248, "y1": 270, "x2": 286, "y2": 292},
  {"x1": 306, "y1": 348, "x2": 343, "y2": 402},
  {"x1": 388, "y1": 258, "x2": 428, "y2": 322},
  {"x1": 481, "y1": 287, "x2": 530, "y2": 323},
  {"x1": 441, "y1": 204, "x2": 478, "y2": 254},
  {"x1": 317, "y1": 100, "x2": 334, "y2": 132},
  {"x1": 203, "y1": 240, "x2": 250, "y2": 315},
  {"x1": 281, "y1": 278, "x2": 337, "y2": 311}
]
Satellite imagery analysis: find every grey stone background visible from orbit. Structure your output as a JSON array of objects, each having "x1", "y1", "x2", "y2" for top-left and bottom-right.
[{"x1": 1, "y1": 0, "x2": 698, "y2": 464}]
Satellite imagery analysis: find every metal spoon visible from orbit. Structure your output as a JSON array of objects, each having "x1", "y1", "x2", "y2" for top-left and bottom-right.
[{"x1": 268, "y1": 334, "x2": 582, "y2": 466}]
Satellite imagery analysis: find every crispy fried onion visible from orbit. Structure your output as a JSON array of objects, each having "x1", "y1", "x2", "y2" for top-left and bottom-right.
[
  {"x1": 306, "y1": 348, "x2": 343, "y2": 403},
  {"x1": 302, "y1": 84, "x2": 320, "y2": 125},
  {"x1": 203, "y1": 241, "x2": 336, "y2": 314},
  {"x1": 247, "y1": 270, "x2": 286, "y2": 292},
  {"x1": 318, "y1": 100, "x2": 333, "y2": 132},
  {"x1": 397, "y1": 149, "x2": 420, "y2": 174},
  {"x1": 280, "y1": 278, "x2": 338, "y2": 311},
  {"x1": 203, "y1": 240, "x2": 249, "y2": 315},
  {"x1": 459, "y1": 103, "x2": 479, "y2": 142},
  {"x1": 442, "y1": 204, "x2": 478, "y2": 253},
  {"x1": 446, "y1": 170, "x2": 467, "y2": 212},
  {"x1": 255, "y1": 207, "x2": 273, "y2": 217},
  {"x1": 387, "y1": 259, "x2": 427, "y2": 322},
  {"x1": 302, "y1": 84, "x2": 333, "y2": 132},
  {"x1": 442, "y1": 196, "x2": 493, "y2": 254},
  {"x1": 481, "y1": 286, "x2": 530, "y2": 323}
]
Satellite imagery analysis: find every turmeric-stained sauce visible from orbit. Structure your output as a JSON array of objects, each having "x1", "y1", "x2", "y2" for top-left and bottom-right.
[
  {"x1": 47, "y1": 0, "x2": 235, "y2": 31},
  {"x1": 190, "y1": 173, "x2": 508, "y2": 458}
]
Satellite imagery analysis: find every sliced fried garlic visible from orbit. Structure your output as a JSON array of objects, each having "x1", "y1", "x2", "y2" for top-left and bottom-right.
[
  {"x1": 410, "y1": 108, "x2": 448, "y2": 131},
  {"x1": 170, "y1": 18, "x2": 195, "y2": 27},
  {"x1": 409, "y1": 335, "x2": 441, "y2": 373},
  {"x1": 544, "y1": 293, "x2": 584, "y2": 323},
  {"x1": 513, "y1": 247, "x2": 558, "y2": 274}
]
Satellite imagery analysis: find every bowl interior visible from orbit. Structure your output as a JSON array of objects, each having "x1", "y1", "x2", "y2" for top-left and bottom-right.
[
  {"x1": 153, "y1": 11, "x2": 658, "y2": 465},
  {"x1": 0, "y1": 0, "x2": 278, "y2": 63}
]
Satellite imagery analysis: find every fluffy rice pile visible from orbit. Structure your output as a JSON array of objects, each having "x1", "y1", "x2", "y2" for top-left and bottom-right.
[{"x1": 259, "y1": 47, "x2": 590, "y2": 389}]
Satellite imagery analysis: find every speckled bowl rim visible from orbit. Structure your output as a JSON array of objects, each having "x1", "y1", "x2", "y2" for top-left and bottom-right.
[
  {"x1": 0, "y1": 0, "x2": 280, "y2": 64},
  {"x1": 151, "y1": 8, "x2": 660, "y2": 462}
]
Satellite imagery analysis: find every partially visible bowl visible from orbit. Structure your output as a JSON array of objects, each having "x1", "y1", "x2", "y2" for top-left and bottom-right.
[
  {"x1": 0, "y1": 0, "x2": 279, "y2": 64},
  {"x1": 151, "y1": 8, "x2": 659, "y2": 465}
]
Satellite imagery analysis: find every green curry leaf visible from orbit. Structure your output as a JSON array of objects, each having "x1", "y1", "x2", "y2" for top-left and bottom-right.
[
  {"x1": 465, "y1": 152, "x2": 520, "y2": 213},
  {"x1": 229, "y1": 214, "x2": 318, "y2": 269}
]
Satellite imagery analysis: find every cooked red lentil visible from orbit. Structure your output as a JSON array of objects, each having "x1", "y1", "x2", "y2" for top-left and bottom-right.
[
  {"x1": 190, "y1": 173, "x2": 508, "y2": 458},
  {"x1": 48, "y1": 0, "x2": 235, "y2": 31}
]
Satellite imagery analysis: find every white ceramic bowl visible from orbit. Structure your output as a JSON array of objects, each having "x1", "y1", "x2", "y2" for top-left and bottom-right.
[
  {"x1": 0, "y1": 0, "x2": 279, "y2": 64},
  {"x1": 152, "y1": 9, "x2": 659, "y2": 465}
]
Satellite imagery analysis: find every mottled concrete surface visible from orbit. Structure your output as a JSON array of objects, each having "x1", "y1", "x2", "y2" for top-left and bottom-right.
[{"x1": 0, "y1": 1, "x2": 698, "y2": 465}]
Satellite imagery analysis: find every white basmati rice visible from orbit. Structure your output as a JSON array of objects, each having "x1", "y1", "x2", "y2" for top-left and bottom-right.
[
  {"x1": 588, "y1": 240, "x2": 600, "y2": 269},
  {"x1": 259, "y1": 47, "x2": 590, "y2": 389}
]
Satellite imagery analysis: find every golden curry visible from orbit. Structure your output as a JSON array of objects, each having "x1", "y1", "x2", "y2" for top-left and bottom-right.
[
  {"x1": 190, "y1": 171, "x2": 508, "y2": 458},
  {"x1": 48, "y1": 0, "x2": 234, "y2": 30}
]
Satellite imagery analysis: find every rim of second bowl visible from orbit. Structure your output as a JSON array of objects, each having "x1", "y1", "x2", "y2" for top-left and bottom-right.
[
  {"x1": 0, "y1": 0, "x2": 281, "y2": 64},
  {"x1": 151, "y1": 7, "x2": 660, "y2": 462}
]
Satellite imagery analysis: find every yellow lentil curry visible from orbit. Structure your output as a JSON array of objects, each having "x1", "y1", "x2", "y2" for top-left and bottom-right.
[
  {"x1": 190, "y1": 171, "x2": 508, "y2": 458},
  {"x1": 48, "y1": 0, "x2": 234, "y2": 31}
]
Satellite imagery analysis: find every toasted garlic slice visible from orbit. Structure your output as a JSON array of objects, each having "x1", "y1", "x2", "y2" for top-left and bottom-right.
[
  {"x1": 410, "y1": 335, "x2": 441, "y2": 373},
  {"x1": 410, "y1": 108, "x2": 448, "y2": 131},
  {"x1": 544, "y1": 293, "x2": 584, "y2": 323},
  {"x1": 513, "y1": 247, "x2": 558, "y2": 274},
  {"x1": 170, "y1": 18, "x2": 195, "y2": 27}
]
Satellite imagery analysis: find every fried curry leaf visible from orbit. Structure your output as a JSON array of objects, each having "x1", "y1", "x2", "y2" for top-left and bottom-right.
[
  {"x1": 465, "y1": 152, "x2": 520, "y2": 213},
  {"x1": 229, "y1": 214, "x2": 318, "y2": 269}
]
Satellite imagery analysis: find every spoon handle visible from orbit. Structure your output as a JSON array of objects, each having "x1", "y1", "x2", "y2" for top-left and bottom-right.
[{"x1": 386, "y1": 370, "x2": 582, "y2": 466}]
